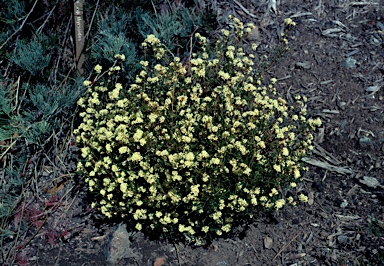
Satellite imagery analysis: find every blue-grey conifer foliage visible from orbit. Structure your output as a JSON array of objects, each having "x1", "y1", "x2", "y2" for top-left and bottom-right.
[
  {"x1": 135, "y1": 6, "x2": 202, "y2": 51},
  {"x1": 8, "y1": 39, "x2": 51, "y2": 76},
  {"x1": 92, "y1": 10, "x2": 136, "y2": 65}
]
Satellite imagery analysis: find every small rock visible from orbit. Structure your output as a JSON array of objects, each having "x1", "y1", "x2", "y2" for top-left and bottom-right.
[
  {"x1": 308, "y1": 191, "x2": 314, "y2": 205},
  {"x1": 359, "y1": 135, "x2": 372, "y2": 149},
  {"x1": 107, "y1": 223, "x2": 141, "y2": 265},
  {"x1": 337, "y1": 235, "x2": 349, "y2": 244},
  {"x1": 295, "y1": 61, "x2": 311, "y2": 69},
  {"x1": 264, "y1": 235, "x2": 273, "y2": 249},
  {"x1": 340, "y1": 199, "x2": 348, "y2": 208},
  {"x1": 320, "y1": 231, "x2": 328, "y2": 238},
  {"x1": 360, "y1": 176, "x2": 381, "y2": 189},
  {"x1": 344, "y1": 57, "x2": 357, "y2": 68},
  {"x1": 319, "y1": 212, "x2": 329, "y2": 219},
  {"x1": 377, "y1": 21, "x2": 384, "y2": 31},
  {"x1": 154, "y1": 257, "x2": 166, "y2": 266}
]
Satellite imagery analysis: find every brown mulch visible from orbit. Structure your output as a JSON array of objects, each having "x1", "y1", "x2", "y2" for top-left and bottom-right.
[{"x1": 2, "y1": 0, "x2": 384, "y2": 265}]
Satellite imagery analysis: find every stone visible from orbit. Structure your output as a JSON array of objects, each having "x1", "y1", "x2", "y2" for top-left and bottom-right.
[
  {"x1": 264, "y1": 236, "x2": 273, "y2": 249},
  {"x1": 359, "y1": 136, "x2": 372, "y2": 149},
  {"x1": 337, "y1": 235, "x2": 349, "y2": 244},
  {"x1": 344, "y1": 57, "x2": 357, "y2": 68},
  {"x1": 107, "y1": 223, "x2": 141, "y2": 265},
  {"x1": 340, "y1": 199, "x2": 348, "y2": 208}
]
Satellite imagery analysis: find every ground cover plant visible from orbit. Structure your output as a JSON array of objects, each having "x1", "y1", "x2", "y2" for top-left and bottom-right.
[
  {"x1": 0, "y1": 1, "x2": 223, "y2": 263},
  {"x1": 74, "y1": 16, "x2": 321, "y2": 243},
  {"x1": 0, "y1": 0, "x2": 383, "y2": 265}
]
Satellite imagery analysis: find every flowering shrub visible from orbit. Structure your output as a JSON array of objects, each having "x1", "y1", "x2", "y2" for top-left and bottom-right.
[{"x1": 74, "y1": 16, "x2": 321, "y2": 242}]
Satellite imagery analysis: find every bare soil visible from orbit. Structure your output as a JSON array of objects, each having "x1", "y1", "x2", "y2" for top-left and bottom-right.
[{"x1": 3, "y1": 0, "x2": 384, "y2": 265}]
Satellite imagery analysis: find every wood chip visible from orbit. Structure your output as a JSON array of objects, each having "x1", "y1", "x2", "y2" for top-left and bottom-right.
[
  {"x1": 313, "y1": 142, "x2": 341, "y2": 165},
  {"x1": 359, "y1": 176, "x2": 383, "y2": 189},
  {"x1": 320, "y1": 79, "x2": 334, "y2": 85},
  {"x1": 322, "y1": 109, "x2": 340, "y2": 114},
  {"x1": 346, "y1": 184, "x2": 360, "y2": 196},
  {"x1": 302, "y1": 157, "x2": 354, "y2": 175},
  {"x1": 345, "y1": 1, "x2": 380, "y2": 7},
  {"x1": 291, "y1": 12, "x2": 313, "y2": 18},
  {"x1": 233, "y1": 0, "x2": 258, "y2": 18},
  {"x1": 335, "y1": 214, "x2": 361, "y2": 221},
  {"x1": 366, "y1": 85, "x2": 382, "y2": 93},
  {"x1": 322, "y1": 28, "x2": 344, "y2": 36},
  {"x1": 268, "y1": 0, "x2": 277, "y2": 13},
  {"x1": 295, "y1": 61, "x2": 311, "y2": 69}
]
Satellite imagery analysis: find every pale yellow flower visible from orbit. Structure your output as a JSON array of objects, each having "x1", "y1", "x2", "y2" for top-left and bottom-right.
[
  {"x1": 120, "y1": 183, "x2": 127, "y2": 193},
  {"x1": 298, "y1": 194, "x2": 308, "y2": 202},
  {"x1": 210, "y1": 158, "x2": 220, "y2": 165},
  {"x1": 270, "y1": 188, "x2": 278, "y2": 196},
  {"x1": 274, "y1": 199, "x2": 285, "y2": 210},
  {"x1": 273, "y1": 164, "x2": 281, "y2": 172},
  {"x1": 185, "y1": 152, "x2": 195, "y2": 161},
  {"x1": 221, "y1": 29, "x2": 230, "y2": 37},
  {"x1": 284, "y1": 18, "x2": 296, "y2": 26},
  {"x1": 202, "y1": 226, "x2": 209, "y2": 233},
  {"x1": 94, "y1": 64, "x2": 102, "y2": 73},
  {"x1": 119, "y1": 146, "x2": 128, "y2": 154},
  {"x1": 212, "y1": 211, "x2": 222, "y2": 220},
  {"x1": 135, "y1": 223, "x2": 142, "y2": 230},
  {"x1": 115, "y1": 54, "x2": 126, "y2": 61},
  {"x1": 221, "y1": 224, "x2": 231, "y2": 232},
  {"x1": 294, "y1": 168, "x2": 301, "y2": 178},
  {"x1": 130, "y1": 152, "x2": 143, "y2": 162}
]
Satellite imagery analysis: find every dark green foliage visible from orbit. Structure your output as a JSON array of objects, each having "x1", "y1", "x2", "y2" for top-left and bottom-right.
[
  {"x1": 89, "y1": 2, "x2": 216, "y2": 83},
  {"x1": 91, "y1": 10, "x2": 137, "y2": 64},
  {"x1": 28, "y1": 83, "x2": 79, "y2": 118},
  {"x1": 0, "y1": 84, "x2": 15, "y2": 140},
  {"x1": 8, "y1": 38, "x2": 51, "y2": 76},
  {"x1": 0, "y1": 150, "x2": 28, "y2": 241},
  {"x1": 0, "y1": 88, "x2": 12, "y2": 126},
  {"x1": 0, "y1": 0, "x2": 26, "y2": 27},
  {"x1": 0, "y1": 79, "x2": 82, "y2": 146},
  {"x1": 20, "y1": 81, "x2": 81, "y2": 145},
  {"x1": 22, "y1": 120, "x2": 51, "y2": 145},
  {"x1": 135, "y1": 5, "x2": 202, "y2": 50}
]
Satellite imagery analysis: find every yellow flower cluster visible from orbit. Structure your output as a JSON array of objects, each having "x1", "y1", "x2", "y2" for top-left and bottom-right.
[
  {"x1": 74, "y1": 16, "x2": 320, "y2": 241},
  {"x1": 284, "y1": 18, "x2": 296, "y2": 26}
]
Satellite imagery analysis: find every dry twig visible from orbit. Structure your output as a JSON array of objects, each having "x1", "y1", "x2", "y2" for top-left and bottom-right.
[
  {"x1": 272, "y1": 232, "x2": 301, "y2": 261},
  {"x1": 0, "y1": 0, "x2": 39, "y2": 50}
]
